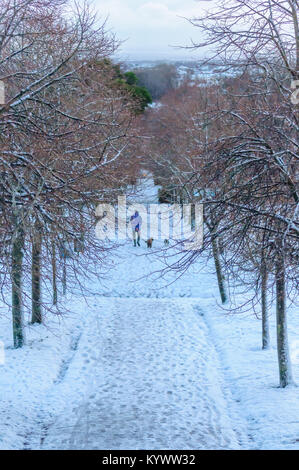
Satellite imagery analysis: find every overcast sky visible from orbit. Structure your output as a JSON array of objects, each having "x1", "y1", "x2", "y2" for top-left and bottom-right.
[{"x1": 93, "y1": 0, "x2": 211, "y2": 61}]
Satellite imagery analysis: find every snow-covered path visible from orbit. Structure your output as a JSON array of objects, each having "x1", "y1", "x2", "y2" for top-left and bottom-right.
[
  {"x1": 1, "y1": 240, "x2": 298, "y2": 449},
  {"x1": 42, "y1": 297, "x2": 240, "y2": 450},
  {"x1": 0, "y1": 178, "x2": 298, "y2": 449}
]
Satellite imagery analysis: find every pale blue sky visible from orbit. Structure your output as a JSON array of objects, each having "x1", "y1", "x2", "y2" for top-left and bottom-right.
[{"x1": 93, "y1": 0, "x2": 212, "y2": 60}]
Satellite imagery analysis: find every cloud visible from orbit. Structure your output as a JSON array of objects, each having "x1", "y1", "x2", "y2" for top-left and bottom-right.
[{"x1": 93, "y1": 0, "x2": 209, "y2": 60}]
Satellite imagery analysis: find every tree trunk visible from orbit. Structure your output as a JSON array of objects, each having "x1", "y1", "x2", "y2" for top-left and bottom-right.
[
  {"x1": 31, "y1": 227, "x2": 42, "y2": 324},
  {"x1": 11, "y1": 221, "x2": 25, "y2": 348},
  {"x1": 276, "y1": 250, "x2": 293, "y2": 387},
  {"x1": 212, "y1": 235, "x2": 227, "y2": 304},
  {"x1": 51, "y1": 239, "x2": 58, "y2": 305},
  {"x1": 261, "y1": 258, "x2": 270, "y2": 350}
]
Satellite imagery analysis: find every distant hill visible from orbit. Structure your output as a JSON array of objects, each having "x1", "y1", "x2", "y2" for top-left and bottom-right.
[
  {"x1": 119, "y1": 59, "x2": 239, "y2": 100},
  {"x1": 123, "y1": 59, "x2": 239, "y2": 79}
]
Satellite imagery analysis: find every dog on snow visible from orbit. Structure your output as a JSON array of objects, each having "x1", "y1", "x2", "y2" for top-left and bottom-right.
[{"x1": 145, "y1": 238, "x2": 154, "y2": 248}]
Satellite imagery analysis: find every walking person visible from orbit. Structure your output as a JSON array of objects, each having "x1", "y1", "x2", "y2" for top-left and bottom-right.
[{"x1": 130, "y1": 211, "x2": 142, "y2": 247}]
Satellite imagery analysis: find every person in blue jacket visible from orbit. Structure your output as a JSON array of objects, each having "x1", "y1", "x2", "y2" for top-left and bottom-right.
[{"x1": 130, "y1": 211, "x2": 142, "y2": 247}]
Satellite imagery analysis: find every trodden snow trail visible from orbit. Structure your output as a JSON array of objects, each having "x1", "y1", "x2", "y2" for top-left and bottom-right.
[
  {"x1": 25, "y1": 176, "x2": 250, "y2": 450},
  {"x1": 1, "y1": 175, "x2": 297, "y2": 450},
  {"x1": 41, "y1": 296, "x2": 243, "y2": 450}
]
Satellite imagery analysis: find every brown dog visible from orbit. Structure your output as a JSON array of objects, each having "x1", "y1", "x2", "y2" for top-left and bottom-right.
[{"x1": 146, "y1": 238, "x2": 154, "y2": 248}]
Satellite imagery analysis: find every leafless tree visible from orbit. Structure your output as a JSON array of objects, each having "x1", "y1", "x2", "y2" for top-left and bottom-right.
[
  {"x1": 184, "y1": 0, "x2": 298, "y2": 387},
  {"x1": 0, "y1": 0, "x2": 139, "y2": 346}
]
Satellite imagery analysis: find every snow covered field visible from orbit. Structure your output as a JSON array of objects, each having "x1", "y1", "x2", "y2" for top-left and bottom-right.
[{"x1": 0, "y1": 237, "x2": 298, "y2": 450}]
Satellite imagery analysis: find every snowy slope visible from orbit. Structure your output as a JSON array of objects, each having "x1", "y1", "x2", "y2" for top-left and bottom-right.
[
  {"x1": 0, "y1": 180, "x2": 298, "y2": 450},
  {"x1": 41, "y1": 297, "x2": 243, "y2": 450}
]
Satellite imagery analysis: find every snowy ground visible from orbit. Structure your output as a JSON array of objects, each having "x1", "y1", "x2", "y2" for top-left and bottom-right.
[
  {"x1": 0, "y1": 184, "x2": 298, "y2": 450},
  {"x1": 0, "y1": 241, "x2": 298, "y2": 450},
  {"x1": 41, "y1": 297, "x2": 243, "y2": 450}
]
